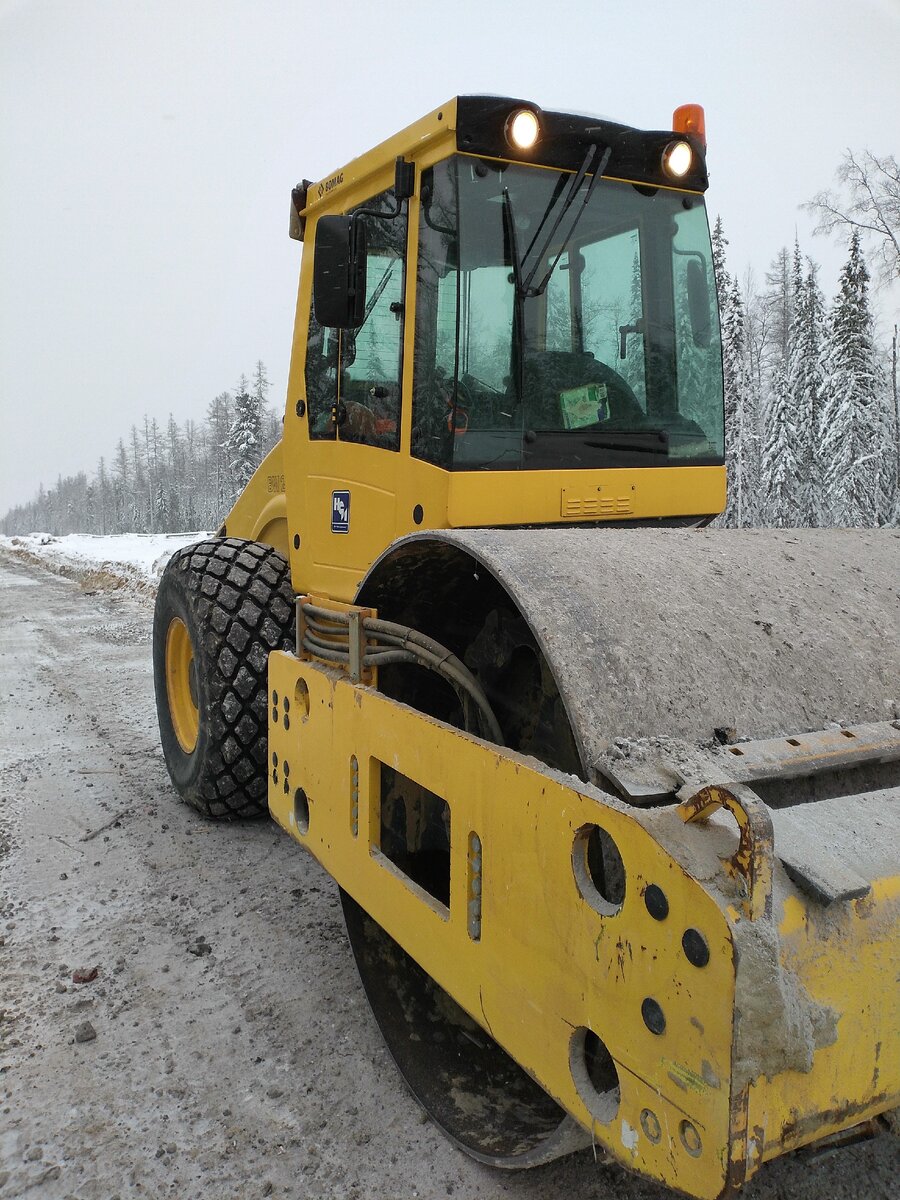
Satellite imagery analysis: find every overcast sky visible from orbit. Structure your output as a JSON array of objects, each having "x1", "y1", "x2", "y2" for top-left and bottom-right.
[{"x1": 1, "y1": 0, "x2": 898, "y2": 516}]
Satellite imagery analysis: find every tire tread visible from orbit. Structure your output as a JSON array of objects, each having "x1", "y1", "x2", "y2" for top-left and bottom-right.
[{"x1": 155, "y1": 536, "x2": 295, "y2": 820}]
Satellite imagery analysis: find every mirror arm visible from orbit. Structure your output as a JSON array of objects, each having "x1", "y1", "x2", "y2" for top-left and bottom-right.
[
  {"x1": 619, "y1": 320, "x2": 642, "y2": 359},
  {"x1": 351, "y1": 157, "x2": 415, "y2": 230}
]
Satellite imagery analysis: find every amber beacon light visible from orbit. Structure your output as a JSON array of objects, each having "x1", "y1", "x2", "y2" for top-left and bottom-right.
[{"x1": 672, "y1": 102, "x2": 707, "y2": 148}]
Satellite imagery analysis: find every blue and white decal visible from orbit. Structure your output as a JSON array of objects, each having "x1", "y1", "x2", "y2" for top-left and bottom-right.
[{"x1": 332, "y1": 489, "x2": 350, "y2": 534}]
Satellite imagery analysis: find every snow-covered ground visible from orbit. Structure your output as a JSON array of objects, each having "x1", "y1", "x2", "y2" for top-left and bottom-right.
[
  {"x1": 1, "y1": 548, "x2": 894, "y2": 1200},
  {"x1": 0, "y1": 531, "x2": 206, "y2": 588}
]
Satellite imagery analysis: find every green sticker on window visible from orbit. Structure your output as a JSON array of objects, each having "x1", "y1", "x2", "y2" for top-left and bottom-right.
[{"x1": 560, "y1": 383, "x2": 609, "y2": 429}]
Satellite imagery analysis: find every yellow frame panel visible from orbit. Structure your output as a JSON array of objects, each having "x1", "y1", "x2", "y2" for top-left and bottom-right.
[{"x1": 268, "y1": 652, "x2": 739, "y2": 1199}]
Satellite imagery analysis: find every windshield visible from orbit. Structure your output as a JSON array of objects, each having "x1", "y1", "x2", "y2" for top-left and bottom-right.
[{"x1": 412, "y1": 155, "x2": 724, "y2": 471}]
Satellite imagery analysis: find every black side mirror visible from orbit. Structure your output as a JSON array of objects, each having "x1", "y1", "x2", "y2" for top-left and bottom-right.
[
  {"x1": 313, "y1": 216, "x2": 367, "y2": 329},
  {"x1": 686, "y1": 258, "x2": 711, "y2": 348}
]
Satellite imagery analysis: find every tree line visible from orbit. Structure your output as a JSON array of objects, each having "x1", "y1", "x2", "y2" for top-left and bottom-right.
[
  {"x1": 717, "y1": 148, "x2": 899, "y2": 527},
  {"x1": 2, "y1": 151, "x2": 898, "y2": 537},
  {"x1": 715, "y1": 225, "x2": 897, "y2": 527},
  {"x1": 1, "y1": 361, "x2": 281, "y2": 537}
]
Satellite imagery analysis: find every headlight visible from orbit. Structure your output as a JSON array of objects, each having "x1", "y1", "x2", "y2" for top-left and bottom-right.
[
  {"x1": 662, "y1": 140, "x2": 693, "y2": 179},
  {"x1": 507, "y1": 109, "x2": 540, "y2": 150}
]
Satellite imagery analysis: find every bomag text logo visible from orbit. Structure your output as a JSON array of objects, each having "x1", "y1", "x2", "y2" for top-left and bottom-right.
[{"x1": 317, "y1": 171, "x2": 344, "y2": 199}]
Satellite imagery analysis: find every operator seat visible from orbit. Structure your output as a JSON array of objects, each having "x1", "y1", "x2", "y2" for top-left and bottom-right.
[{"x1": 521, "y1": 350, "x2": 644, "y2": 428}]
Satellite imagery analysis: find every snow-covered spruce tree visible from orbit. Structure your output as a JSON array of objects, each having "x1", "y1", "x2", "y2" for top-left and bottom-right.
[
  {"x1": 184, "y1": 419, "x2": 202, "y2": 529},
  {"x1": 205, "y1": 391, "x2": 234, "y2": 525},
  {"x1": 819, "y1": 233, "x2": 883, "y2": 526},
  {"x1": 763, "y1": 365, "x2": 802, "y2": 526},
  {"x1": 113, "y1": 439, "x2": 130, "y2": 535},
  {"x1": 166, "y1": 413, "x2": 183, "y2": 497},
  {"x1": 788, "y1": 248, "x2": 827, "y2": 525},
  {"x1": 869, "y1": 325, "x2": 899, "y2": 524},
  {"x1": 712, "y1": 218, "x2": 760, "y2": 526},
  {"x1": 874, "y1": 338, "x2": 899, "y2": 524},
  {"x1": 764, "y1": 247, "x2": 793, "y2": 373},
  {"x1": 225, "y1": 377, "x2": 263, "y2": 497},
  {"x1": 761, "y1": 246, "x2": 802, "y2": 525},
  {"x1": 144, "y1": 417, "x2": 163, "y2": 533},
  {"x1": 252, "y1": 359, "x2": 281, "y2": 454},
  {"x1": 154, "y1": 479, "x2": 170, "y2": 533}
]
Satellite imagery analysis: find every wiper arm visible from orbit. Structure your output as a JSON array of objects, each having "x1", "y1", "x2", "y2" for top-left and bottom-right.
[
  {"x1": 361, "y1": 264, "x2": 394, "y2": 327},
  {"x1": 517, "y1": 144, "x2": 612, "y2": 299},
  {"x1": 342, "y1": 263, "x2": 393, "y2": 361},
  {"x1": 501, "y1": 146, "x2": 610, "y2": 402},
  {"x1": 501, "y1": 188, "x2": 527, "y2": 405}
]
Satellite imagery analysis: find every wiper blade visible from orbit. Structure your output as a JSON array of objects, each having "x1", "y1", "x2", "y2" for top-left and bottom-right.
[
  {"x1": 501, "y1": 189, "x2": 524, "y2": 297},
  {"x1": 517, "y1": 144, "x2": 612, "y2": 298},
  {"x1": 361, "y1": 264, "x2": 394, "y2": 327},
  {"x1": 584, "y1": 437, "x2": 668, "y2": 455}
]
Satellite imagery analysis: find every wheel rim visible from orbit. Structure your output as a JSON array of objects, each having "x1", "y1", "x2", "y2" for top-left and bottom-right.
[{"x1": 165, "y1": 616, "x2": 199, "y2": 754}]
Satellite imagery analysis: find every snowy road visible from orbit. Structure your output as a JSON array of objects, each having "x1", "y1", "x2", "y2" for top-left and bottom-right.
[{"x1": 0, "y1": 551, "x2": 896, "y2": 1200}]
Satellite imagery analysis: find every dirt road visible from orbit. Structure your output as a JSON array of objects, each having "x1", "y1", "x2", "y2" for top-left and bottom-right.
[{"x1": 0, "y1": 552, "x2": 896, "y2": 1199}]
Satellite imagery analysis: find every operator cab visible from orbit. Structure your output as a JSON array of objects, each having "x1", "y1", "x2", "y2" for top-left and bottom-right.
[
  {"x1": 303, "y1": 97, "x2": 723, "y2": 475},
  {"x1": 282, "y1": 98, "x2": 726, "y2": 600}
]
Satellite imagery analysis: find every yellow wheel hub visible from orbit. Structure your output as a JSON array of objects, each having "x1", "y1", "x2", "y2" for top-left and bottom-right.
[{"x1": 165, "y1": 616, "x2": 199, "y2": 754}]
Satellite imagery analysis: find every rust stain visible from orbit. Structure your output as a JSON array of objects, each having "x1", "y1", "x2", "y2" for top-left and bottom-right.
[
  {"x1": 872, "y1": 1040, "x2": 881, "y2": 1091},
  {"x1": 773, "y1": 1092, "x2": 892, "y2": 1151},
  {"x1": 854, "y1": 890, "x2": 877, "y2": 920}
]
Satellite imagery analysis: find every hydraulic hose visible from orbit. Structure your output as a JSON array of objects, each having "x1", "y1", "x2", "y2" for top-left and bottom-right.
[{"x1": 297, "y1": 601, "x2": 504, "y2": 745}]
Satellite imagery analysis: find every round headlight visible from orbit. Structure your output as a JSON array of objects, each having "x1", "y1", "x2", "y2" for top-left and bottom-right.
[
  {"x1": 507, "y1": 109, "x2": 540, "y2": 151},
  {"x1": 663, "y1": 140, "x2": 693, "y2": 178}
]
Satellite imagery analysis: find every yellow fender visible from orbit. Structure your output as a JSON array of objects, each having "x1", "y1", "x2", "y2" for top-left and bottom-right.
[{"x1": 221, "y1": 441, "x2": 290, "y2": 557}]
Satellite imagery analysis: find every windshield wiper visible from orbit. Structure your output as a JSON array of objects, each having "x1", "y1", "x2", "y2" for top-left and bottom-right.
[
  {"x1": 501, "y1": 188, "x2": 527, "y2": 405},
  {"x1": 360, "y1": 264, "x2": 394, "y2": 327},
  {"x1": 502, "y1": 148, "x2": 611, "y2": 406},
  {"x1": 341, "y1": 263, "x2": 394, "y2": 363},
  {"x1": 510, "y1": 144, "x2": 612, "y2": 299}
]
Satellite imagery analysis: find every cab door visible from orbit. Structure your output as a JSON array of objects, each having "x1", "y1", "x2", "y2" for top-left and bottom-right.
[{"x1": 300, "y1": 188, "x2": 409, "y2": 599}]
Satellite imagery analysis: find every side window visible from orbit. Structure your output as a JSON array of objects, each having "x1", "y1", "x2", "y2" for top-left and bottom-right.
[
  {"x1": 304, "y1": 192, "x2": 407, "y2": 450},
  {"x1": 338, "y1": 191, "x2": 407, "y2": 450},
  {"x1": 412, "y1": 162, "x2": 459, "y2": 465},
  {"x1": 672, "y1": 207, "x2": 724, "y2": 445},
  {"x1": 305, "y1": 305, "x2": 339, "y2": 440}
]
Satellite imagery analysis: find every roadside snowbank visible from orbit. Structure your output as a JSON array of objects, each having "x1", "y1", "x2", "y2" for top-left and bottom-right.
[{"x1": 0, "y1": 531, "x2": 206, "y2": 590}]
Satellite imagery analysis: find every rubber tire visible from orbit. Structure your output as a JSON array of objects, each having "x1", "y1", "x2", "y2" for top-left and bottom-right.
[{"x1": 153, "y1": 537, "x2": 295, "y2": 819}]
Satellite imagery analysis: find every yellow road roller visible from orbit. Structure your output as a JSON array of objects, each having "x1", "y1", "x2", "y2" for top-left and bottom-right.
[{"x1": 152, "y1": 97, "x2": 900, "y2": 1197}]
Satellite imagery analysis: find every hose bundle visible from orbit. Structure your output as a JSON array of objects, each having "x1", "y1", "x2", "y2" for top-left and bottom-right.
[{"x1": 298, "y1": 600, "x2": 504, "y2": 745}]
